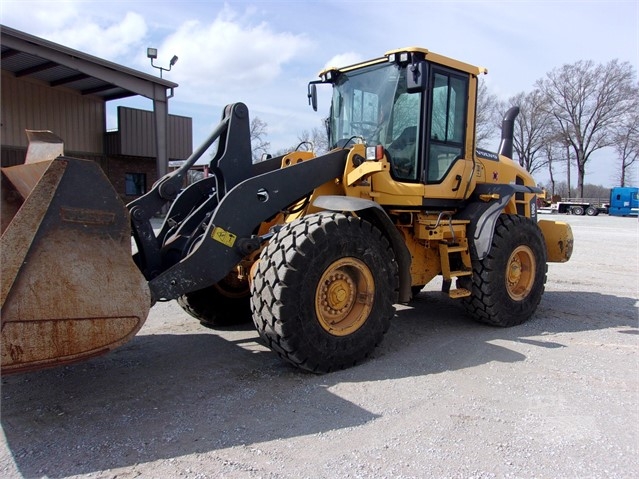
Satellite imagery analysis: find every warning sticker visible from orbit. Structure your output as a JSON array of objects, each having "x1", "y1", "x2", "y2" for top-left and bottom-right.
[{"x1": 211, "y1": 226, "x2": 237, "y2": 247}]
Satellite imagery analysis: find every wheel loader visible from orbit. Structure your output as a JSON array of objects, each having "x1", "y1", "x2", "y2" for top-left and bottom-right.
[{"x1": 0, "y1": 47, "x2": 573, "y2": 375}]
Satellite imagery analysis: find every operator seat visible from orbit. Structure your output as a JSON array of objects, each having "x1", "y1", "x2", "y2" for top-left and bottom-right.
[{"x1": 387, "y1": 126, "x2": 417, "y2": 180}]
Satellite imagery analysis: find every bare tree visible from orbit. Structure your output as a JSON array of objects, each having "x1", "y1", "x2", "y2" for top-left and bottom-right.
[
  {"x1": 541, "y1": 131, "x2": 576, "y2": 195},
  {"x1": 549, "y1": 181, "x2": 570, "y2": 199},
  {"x1": 541, "y1": 140, "x2": 563, "y2": 196},
  {"x1": 537, "y1": 59, "x2": 638, "y2": 197},
  {"x1": 296, "y1": 125, "x2": 329, "y2": 155},
  {"x1": 273, "y1": 120, "x2": 330, "y2": 157},
  {"x1": 475, "y1": 77, "x2": 500, "y2": 148},
  {"x1": 499, "y1": 90, "x2": 553, "y2": 175},
  {"x1": 210, "y1": 116, "x2": 271, "y2": 163},
  {"x1": 612, "y1": 111, "x2": 639, "y2": 186},
  {"x1": 250, "y1": 117, "x2": 270, "y2": 162}
]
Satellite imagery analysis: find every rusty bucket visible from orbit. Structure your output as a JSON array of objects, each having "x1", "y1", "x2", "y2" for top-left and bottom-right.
[{"x1": 1, "y1": 131, "x2": 151, "y2": 374}]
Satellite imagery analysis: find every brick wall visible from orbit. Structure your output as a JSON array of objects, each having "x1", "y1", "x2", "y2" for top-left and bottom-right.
[
  {"x1": 2, "y1": 147, "x2": 165, "y2": 203},
  {"x1": 105, "y1": 155, "x2": 158, "y2": 202}
]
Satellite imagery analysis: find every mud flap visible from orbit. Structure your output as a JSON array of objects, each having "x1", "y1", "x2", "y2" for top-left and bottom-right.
[{"x1": 1, "y1": 156, "x2": 151, "y2": 374}]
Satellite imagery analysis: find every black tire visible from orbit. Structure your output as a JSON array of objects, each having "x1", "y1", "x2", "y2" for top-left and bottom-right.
[
  {"x1": 411, "y1": 285, "x2": 425, "y2": 298},
  {"x1": 177, "y1": 274, "x2": 252, "y2": 328},
  {"x1": 571, "y1": 205, "x2": 585, "y2": 215},
  {"x1": 585, "y1": 206, "x2": 598, "y2": 216},
  {"x1": 250, "y1": 212, "x2": 399, "y2": 373},
  {"x1": 460, "y1": 215, "x2": 547, "y2": 327}
]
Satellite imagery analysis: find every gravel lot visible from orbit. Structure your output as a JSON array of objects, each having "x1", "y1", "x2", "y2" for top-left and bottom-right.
[{"x1": 1, "y1": 213, "x2": 637, "y2": 479}]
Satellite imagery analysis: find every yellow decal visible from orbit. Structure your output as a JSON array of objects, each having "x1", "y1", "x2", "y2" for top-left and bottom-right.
[{"x1": 211, "y1": 226, "x2": 237, "y2": 247}]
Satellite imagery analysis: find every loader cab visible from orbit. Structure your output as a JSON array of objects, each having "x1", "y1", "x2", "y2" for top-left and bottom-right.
[{"x1": 312, "y1": 48, "x2": 483, "y2": 207}]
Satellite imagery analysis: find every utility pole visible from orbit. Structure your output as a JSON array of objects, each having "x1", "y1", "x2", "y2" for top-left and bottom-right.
[{"x1": 565, "y1": 138, "x2": 571, "y2": 198}]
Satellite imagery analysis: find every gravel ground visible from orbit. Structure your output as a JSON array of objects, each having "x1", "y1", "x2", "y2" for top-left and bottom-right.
[{"x1": 1, "y1": 213, "x2": 637, "y2": 479}]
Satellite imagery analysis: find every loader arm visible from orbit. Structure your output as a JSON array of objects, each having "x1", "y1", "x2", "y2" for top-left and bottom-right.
[
  {"x1": 129, "y1": 102, "x2": 287, "y2": 281},
  {"x1": 148, "y1": 149, "x2": 348, "y2": 302},
  {"x1": 125, "y1": 101, "x2": 349, "y2": 304},
  {"x1": 129, "y1": 104, "x2": 238, "y2": 279}
]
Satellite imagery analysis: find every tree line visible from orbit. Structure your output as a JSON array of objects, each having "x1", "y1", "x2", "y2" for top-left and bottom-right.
[
  {"x1": 484, "y1": 59, "x2": 638, "y2": 197},
  {"x1": 249, "y1": 58, "x2": 638, "y2": 197}
]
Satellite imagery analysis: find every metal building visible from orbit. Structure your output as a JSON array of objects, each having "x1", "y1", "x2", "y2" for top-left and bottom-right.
[{"x1": 0, "y1": 24, "x2": 193, "y2": 200}]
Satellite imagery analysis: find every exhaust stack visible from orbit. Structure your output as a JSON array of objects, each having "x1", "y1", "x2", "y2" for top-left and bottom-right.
[{"x1": 498, "y1": 106, "x2": 520, "y2": 160}]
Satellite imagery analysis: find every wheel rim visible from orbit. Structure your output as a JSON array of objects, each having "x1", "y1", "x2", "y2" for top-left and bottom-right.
[
  {"x1": 505, "y1": 245, "x2": 536, "y2": 301},
  {"x1": 315, "y1": 257, "x2": 375, "y2": 336},
  {"x1": 214, "y1": 270, "x2": 249, "y2": 299}
]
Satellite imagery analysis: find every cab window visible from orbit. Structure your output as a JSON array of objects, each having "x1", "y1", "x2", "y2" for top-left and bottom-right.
[
  {"x1": 386, "y1": 91, "x2": 421, "y2": 181},
  {"x1": 428, "y1": 70, "x2": 468, "y2": 182}
]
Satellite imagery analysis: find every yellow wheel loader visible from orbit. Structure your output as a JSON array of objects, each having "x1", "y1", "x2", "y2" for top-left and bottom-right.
[{"x1": 0, "y1": 47, "x2": 573, "y2": 375}]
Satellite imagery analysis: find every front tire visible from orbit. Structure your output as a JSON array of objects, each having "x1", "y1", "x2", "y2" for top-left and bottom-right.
[
  {"x1": 461, "y1": 215, "x2": 547, "y2": 327},
  {"x1": 250, "y1": 212, "x2": 399, "y2": 373}
]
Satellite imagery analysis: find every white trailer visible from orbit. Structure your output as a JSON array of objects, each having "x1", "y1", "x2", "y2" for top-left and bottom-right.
[{"x1": 538, "y1": 199, "x2": 608, "y2": 216}]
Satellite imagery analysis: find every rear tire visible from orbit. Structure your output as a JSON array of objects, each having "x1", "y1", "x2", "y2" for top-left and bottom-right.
[
  {"x1": 177, "y1": 274, "x2": 252, "y2": 328},
  {"x1": 250, "y1": 212, "x2": 399, "y2": 373},
  {"x1": 571, "y1": 205, "x2": 585, "y2": 215},
  {"x1": 460, "y1": 215, "x2": 547, "y2": 327},
  {"x1": 411, "y1": 285, "x2": 425, "y2": 297},
  {"x1": 585, "y1": 206, "x2": 598, "y2": 216}
]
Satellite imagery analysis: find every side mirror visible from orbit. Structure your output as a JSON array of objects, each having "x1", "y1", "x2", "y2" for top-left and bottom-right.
[
  {"x1": 407, "y1": 61, "x2": 426, "y2": 93},
  {"x1": 308, "y1": 83, "x2": 318, "y2": 111}
]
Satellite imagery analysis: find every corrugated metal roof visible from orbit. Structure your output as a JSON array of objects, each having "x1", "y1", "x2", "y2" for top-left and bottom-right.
[{"x1": 0, "y1": 24, "x2": 178, "y2": 101}]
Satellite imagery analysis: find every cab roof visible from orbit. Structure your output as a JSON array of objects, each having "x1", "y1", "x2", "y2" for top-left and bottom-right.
[{"x1": 319, "y1": 47, "x2": 487, "y2": 78}]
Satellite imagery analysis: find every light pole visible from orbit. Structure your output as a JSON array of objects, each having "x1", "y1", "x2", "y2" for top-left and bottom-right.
[
  {"x1": 565, "y1": 137, "x2": 571, "y2": 199},
  {"x1": 147, "y1": 48, "x2": 178, "y2": 78}
]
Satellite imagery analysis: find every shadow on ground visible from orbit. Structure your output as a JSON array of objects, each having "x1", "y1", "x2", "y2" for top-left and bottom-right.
[{"x1": 2, "y1": 290, "x2": 636, "y2": 478}]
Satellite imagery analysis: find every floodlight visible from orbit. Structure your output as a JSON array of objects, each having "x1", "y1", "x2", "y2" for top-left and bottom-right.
[{"x1": 147, "y1": 49, "x2": 178, "y2": 78}]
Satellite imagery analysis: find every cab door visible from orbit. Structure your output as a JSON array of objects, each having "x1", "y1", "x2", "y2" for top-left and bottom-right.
[
  {"x1": 422, "y1": 66, "x2": 474, "y2": 203},
  {"x1": 373, "y1": 64, "x2": 476, "y2": 207}
]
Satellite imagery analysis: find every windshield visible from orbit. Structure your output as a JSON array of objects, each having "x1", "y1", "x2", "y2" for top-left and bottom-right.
[
  {"x1": 329, "y1": 61, "x2": 422, "y2": 181},
  {"x1": 329, "y1": 62, "x2": 400, "y2": 148}
]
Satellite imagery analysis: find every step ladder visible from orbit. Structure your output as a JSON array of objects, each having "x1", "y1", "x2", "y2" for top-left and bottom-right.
[{"x1": 439, "y1": 240, "x2": 472, "y2": 299}]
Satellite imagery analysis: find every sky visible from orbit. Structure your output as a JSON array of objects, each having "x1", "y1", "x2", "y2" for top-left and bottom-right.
[{"x1": 1, "y1": 0, "x2": 638, "y2": 187}]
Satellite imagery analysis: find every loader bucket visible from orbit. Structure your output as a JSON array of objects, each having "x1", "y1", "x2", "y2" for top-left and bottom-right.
[{"x1": 1, "y1": 149, "x2": 151, "y2": 374}]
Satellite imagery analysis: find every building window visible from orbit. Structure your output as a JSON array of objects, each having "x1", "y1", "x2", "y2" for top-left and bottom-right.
[{"x1": 125, "y1": 173, "x2": 146, "y2": 196}]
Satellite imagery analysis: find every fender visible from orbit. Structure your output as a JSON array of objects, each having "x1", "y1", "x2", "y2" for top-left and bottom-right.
[
  {"x1": 456, "y1": 183, "x2": 541, "y2": 260},
  {"x1": 313, "y1": 195, "x2": 412, "y2": 304}
]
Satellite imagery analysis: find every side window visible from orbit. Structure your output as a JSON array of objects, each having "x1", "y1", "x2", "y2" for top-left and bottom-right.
[
  {"x1": 386, "y1": 92, "x2": 421, "y2": 181},
  {"x1": 428, "y1": 71, "x2": 468, "y2": 182}
]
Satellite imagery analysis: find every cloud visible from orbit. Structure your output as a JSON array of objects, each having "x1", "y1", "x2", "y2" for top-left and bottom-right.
[
  {"x1": 323, "y1": 52, "x2": 364, "y2": 70},
  {"x1": 159, "y1": 6, "x2": 312, "y2": 105},
  {"x1": 1, "y1": 2, "x2": 148, "y2": 60},
  {"x1": 49, "y1": 12, "x2": 148, "y2": 59},
  {"x1": 1, "y1": 0, "x2": 78, "y2": 32},
  {"x1": 1, "y1": 1, "x2": 318, "y2": 151}
]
